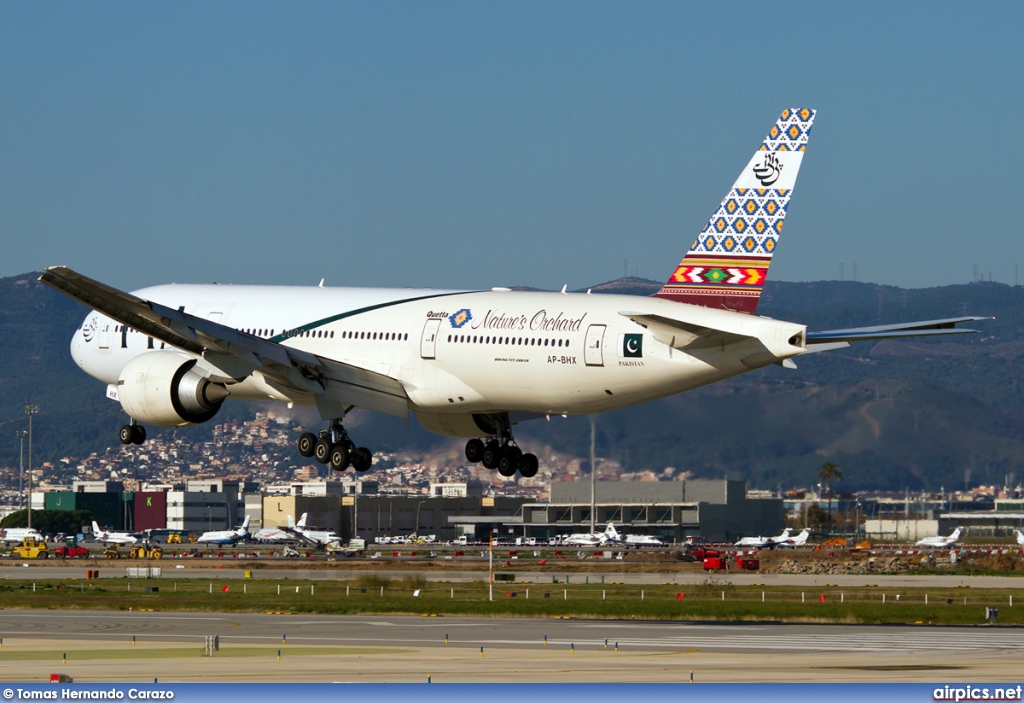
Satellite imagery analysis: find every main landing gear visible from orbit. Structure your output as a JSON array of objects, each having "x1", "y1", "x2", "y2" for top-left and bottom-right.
[
  {"x1": 119, "y1": 422, "x2": 146, "y2": 445},
  {"x1": 465, "y1": 437, "x2": 539, "y2": 478},
  {"x1": 297, "y1": 419, "x2": 373, "y2": 473}
]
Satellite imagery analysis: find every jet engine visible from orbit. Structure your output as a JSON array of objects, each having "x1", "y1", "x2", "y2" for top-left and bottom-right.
[{"x1": 117, "y1": 351, "x2": 229, "y2": 427}]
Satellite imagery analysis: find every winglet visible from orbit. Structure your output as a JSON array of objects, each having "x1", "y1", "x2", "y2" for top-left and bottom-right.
[{"x1": 656, "y1": 108, "x2": 815, "y2": 314}]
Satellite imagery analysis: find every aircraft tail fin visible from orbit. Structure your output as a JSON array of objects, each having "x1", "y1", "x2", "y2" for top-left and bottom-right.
[
  {"x1": 604, "y1": 522, "x2": 621, "y2": 541},
  {"x1": 296, "y1": 512, "x2": 308, "y2": 529},
  {"x1": 241, "y1": 515, "x2": 251, "y2": 531},
  {"x1": 656, "y1": 108, "x2": 816, "y2": 314},
  {"x1": 92, "y1": 521, "x2": 101, "y2": 535},
  {"x1": 286, "y1": 515, "x2": 295, "y2": 529}
]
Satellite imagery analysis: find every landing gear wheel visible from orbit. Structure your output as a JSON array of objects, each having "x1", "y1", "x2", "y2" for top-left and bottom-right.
[
  {"x1": 465, "y1": 439, "x2": 485, "y2": 463},
  {"x1": 482, "y1": 442, "x2": 501, "y2": 470},
  {"x1": 119, "y1": 425, "x2": 134, "y2": 445},
  {"x1": 497, "y1": 446, "x2": 522, "y2": 476},
  {"x1": 314, "y1": 438, "x2": 332, "y2": 464},
  {"x1": 519, "y1": 453, "x2": 539, "y2": 478},
  {"x1": 297, "y1": 432, "x2": 317, "y2": 457},
  {"x1": 497, "y1": 455, "x2": 517, "y2": 477},
  {"x1": 131, "y1": 425, "x2": 146, "y2": 445},
  {"x1": 329, "y1": 444, "x2": 350, "y2": 471},
  {"x1": 351, "y1": 447, "x2": 372, "y2": 472}
]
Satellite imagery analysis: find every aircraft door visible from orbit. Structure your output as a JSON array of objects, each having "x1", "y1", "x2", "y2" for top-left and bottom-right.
[
  {"x1": 584, "y1": 324, "x2": 606, "y2": 366},
  {"x1": 420, "y1": 319, "x2": 441, "y2": 359},
  {"x1": 98, "y1": 321, "x2": 110, "y2": 349}
]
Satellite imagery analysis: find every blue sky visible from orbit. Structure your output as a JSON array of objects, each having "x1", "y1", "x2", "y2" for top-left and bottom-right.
[{"x1": 2, "y1": 3, "x2": 1022, "y2": 292}]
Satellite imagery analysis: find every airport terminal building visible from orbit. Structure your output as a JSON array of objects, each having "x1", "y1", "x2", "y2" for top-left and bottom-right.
[
  {"x1": 25, "y1": 478, "x2": 781, "y2": 544},
  {"x1": 512, "y1": 480, "x2": 782, "y2": 543}
]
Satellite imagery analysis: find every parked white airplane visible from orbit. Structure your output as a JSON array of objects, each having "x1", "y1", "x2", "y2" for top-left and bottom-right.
[
  {"x1": 564, "y1": 522, "x2": 621, "y2": 546},
  {"x1": 288, "y1": 512, "x2": 342, "y2": 548},
  {"x1": 91, "y1": 521, "x2": 138, "y2": 545},
  {"x1": 0, "y1": 527, "x2": 45, "y2": 544},
  {"x1": 915, "y1": 527, "x2": 962, "y2": 548},
  {"x1": 776, "y1": 527, "x2": 812, "y2": 548},
  {"x1": 42, "y1": 109, "x2": 985, "y2": 479},
  {"x1": 252, "y1": 514, "x2": 303, "y2": 542},
  {"x1": 1015, "y1": 529, "x2": 1024, "y2": 546},
  {"x1": 735, "y1": 528, "x2": 793, "y2": 550},
  {"x1": 197, "y1": 515, "x2": 251, "y2": 545},
  {"x1": 602, "y1": 522, "x2": 665, "y2": 546}
]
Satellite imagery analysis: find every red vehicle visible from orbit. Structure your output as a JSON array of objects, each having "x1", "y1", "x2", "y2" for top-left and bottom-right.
[
  {"x1": 690, "y1": 547, "x2": 720, "y2": 560},
  {"x1": 54, "y1": 545, "x2": 89, "y2": 559}
]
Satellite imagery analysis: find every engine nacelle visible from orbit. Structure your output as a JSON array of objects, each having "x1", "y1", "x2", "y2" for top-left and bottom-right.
[
  {"x1": 117, "y1": 351, "x2": 229, "y2": 427},
  {"x1": 414, "y1": 411, "x2": 504, "y2": 438}
]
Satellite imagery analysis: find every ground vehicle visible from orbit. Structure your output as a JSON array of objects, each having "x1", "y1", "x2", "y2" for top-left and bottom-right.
[
  {"x1": 129, "y1": 545, "x2": 163, "y2": 559},
  {"x1": 14, "y1": 536, "x2": 49, "y2": 559},
  {"x1": 54, "y1": 544, "x2": 89, "y2": 559}
]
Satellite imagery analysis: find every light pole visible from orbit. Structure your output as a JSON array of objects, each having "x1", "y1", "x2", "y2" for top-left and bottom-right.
[
  {"x1": 24, "y1": 404, "x2": 39, "y2": 530},
  {"x1": 415, "y1": 500, "x2": 425, "y2": 539},
  {"x1": 16, "y1": 430, "x2": 27, "y2": 511}
]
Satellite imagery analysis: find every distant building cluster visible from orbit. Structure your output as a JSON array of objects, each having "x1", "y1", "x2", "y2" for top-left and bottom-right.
[{"x1": 2, "y1": 411, "x2": 1022, "y2": 543}]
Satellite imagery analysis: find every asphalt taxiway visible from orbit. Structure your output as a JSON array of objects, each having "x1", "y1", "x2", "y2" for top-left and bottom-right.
[
  {"x1": 1, "y1": 563, "x2": 1023, "y2": 589},
  {"x1": 0, "y1": 611, "x2": 1021, "y2": 683}
]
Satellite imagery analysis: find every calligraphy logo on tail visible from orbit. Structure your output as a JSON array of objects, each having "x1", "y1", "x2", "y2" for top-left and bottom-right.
[
  {"x1": 449, "y1": 308, "x2": 473, "y2": 329},
  {"x1": 619, "y1": 333, "x2": 643, "y2": 358},
  {"x1": 752, "y1": 153, "x2": 784, "y2": 186}
]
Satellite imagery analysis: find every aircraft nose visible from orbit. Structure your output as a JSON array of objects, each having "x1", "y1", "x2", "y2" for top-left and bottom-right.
[{"x1": 70, "y1": 328, "x2": 86, "y2": 369}]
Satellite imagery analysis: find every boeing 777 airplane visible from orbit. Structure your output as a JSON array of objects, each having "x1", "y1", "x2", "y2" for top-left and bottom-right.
[{"x1": 42, "y1": 109, "x2": 986, "y2": 479}]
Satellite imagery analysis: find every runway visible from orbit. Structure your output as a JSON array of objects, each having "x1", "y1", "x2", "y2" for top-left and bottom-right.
[{"x1": 0, "y1": 611, "x2": 1021, "y2": 683}]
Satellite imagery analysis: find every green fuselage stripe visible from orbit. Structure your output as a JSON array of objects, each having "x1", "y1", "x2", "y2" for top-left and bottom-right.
[{"x1": 269, "y1": 290, "x2": 481, "y2": 343}]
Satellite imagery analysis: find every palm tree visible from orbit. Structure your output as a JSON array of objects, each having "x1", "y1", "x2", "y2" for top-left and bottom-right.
[{"x1": 817, "y1": 462, "x2": 843, "y2": 534}]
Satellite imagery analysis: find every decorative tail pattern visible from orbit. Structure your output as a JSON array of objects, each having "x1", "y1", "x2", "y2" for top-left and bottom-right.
[{"x1": 656, "y1": 108, "x2": 815, "y2": 314}]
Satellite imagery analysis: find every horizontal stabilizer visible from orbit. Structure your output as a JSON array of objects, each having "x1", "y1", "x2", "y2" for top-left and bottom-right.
[
  {"x1": 619, "y1": 311, "x2": 755, "y2": 350},
  {"x1": 806, "y1": 316, "x2": 988, "y2": 345}
]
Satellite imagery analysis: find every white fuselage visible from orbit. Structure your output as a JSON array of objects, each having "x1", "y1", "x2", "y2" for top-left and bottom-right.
[
  {"x1": 624, "y1": 535, "x2": 666, "y2": 545},
  {"x1": 295, "y1": 528, "x2": 341, "y2": 546},
  {"x1": 95, "y1": 532, "x2": 137, "y2": 545},
  {"x1": 197, "y1": 529, "x2": 247, "y2": 545},
  {"x1": 0, "y1": 528, "x2": 44, "y2": 544},
  {"x1": 69, "y1": 284, "x2": 806, "y2": 435}
]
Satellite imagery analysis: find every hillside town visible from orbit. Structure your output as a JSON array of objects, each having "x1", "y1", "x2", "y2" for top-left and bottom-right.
[{"x1": 2, "y1": 411, "x2": 1022, "y2": 548}]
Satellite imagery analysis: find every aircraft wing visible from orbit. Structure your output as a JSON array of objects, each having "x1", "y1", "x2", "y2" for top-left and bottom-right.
[
  {"x1": 804, "y1": 317, "x2": 988, "y2": 352},
  {"x1": 39, "y1": 266, "x2": 409, "y2": 418},
  {"x1": 619, "y1": 312, "x2": 755, "y2": 350}
]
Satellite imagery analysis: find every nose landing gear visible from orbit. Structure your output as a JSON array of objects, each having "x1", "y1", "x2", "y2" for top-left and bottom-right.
[
  {"x1": 297, "y1": 419, "x2": 373, "y2": 473},
  {"x1": 119, "y1": 422, "x2": 146, "y2": 445}
]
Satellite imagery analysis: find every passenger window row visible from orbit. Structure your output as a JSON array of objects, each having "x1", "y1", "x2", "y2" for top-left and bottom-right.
[
  {"x1": 341, "y1": 331, "x2": 409, "y2": 341},
  {"x1": 447, "y1": 334, "x2": 571, "y2": 347}
]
